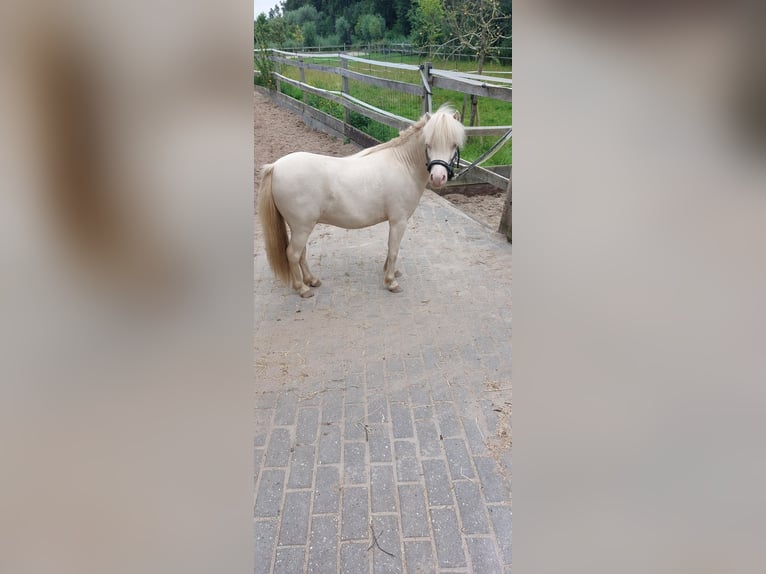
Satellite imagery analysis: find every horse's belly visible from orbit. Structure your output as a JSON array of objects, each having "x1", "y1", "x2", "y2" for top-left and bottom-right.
[{"x1": 318, "y1": 208, "x2": 386, "y2": 229}]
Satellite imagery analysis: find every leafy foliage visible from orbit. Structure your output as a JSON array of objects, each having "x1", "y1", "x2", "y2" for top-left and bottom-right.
[
  {"x1": 355, "y1": 13, "x2": 386, "y2": 44},
  {"x1": 408, "y1": 0, "x2": 446, "y2": 52}
]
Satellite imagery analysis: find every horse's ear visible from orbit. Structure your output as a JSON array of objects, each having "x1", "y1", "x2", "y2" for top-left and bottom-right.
[
  {"x1": 453, "y1": 110, "x2": 461, "y2": 121},
  {"x1": 425, "y1": 112, "x2": 431, "y2": 120}
]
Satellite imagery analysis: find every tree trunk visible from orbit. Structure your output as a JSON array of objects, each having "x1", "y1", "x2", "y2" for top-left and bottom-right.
[{"x1": 498, "y1": 168, "x2": 512, "y2": 243}]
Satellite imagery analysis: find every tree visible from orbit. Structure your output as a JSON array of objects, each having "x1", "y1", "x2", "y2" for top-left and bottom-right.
[
  {"x1": 302, "y1": 21, "x2": 318, "y2": 46},
  {"x1": 335, "y1": 16, "x2": 352, "y2": 46},
  {"x1": 254, "y1": 14, "x2": 275, "y2": 88},
  {"x1": 408, "y1": 0, "x2": 446, "y2": 55},
  {"x1": 355, "y1": 13, "x2": 385, "y2": 44},
  {"x1": 441, "y1": 0, "x2": 511, "y2": 125}
]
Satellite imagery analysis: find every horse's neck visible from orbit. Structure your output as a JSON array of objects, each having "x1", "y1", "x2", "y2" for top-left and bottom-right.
[{"x1": 391, "y1": 131, "x2": 428, "y2": 184}]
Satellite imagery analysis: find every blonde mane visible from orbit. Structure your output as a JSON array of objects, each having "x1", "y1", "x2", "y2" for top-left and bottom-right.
[
  {"x1": 353, "y1": 105, "x2": 464, "y2": 158},
  {"x1": 353, "y1": 115, "x2": 428, "y2": 158}
]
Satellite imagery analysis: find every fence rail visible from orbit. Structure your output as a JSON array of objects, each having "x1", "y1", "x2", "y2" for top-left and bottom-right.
[{"x1": 255, "y1": 48, "x2": 511, "y2": 190}]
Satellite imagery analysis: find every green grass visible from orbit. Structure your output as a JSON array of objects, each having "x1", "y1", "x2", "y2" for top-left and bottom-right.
[{"x1": 268, "y1": 55, "x2": 512, "y2": 166}]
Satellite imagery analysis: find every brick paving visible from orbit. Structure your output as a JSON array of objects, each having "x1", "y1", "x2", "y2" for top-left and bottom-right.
[
  {"x1": 254, "y1": 195, "x2": 512, "y2": 573},
  {"x1": 254, "y1": 104, "x2": 512, "y2": 573}
]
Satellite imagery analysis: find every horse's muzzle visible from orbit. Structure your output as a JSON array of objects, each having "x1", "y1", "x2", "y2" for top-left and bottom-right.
[{"x1": 426, "y1": 149, "x2": 460, "y2": 182}]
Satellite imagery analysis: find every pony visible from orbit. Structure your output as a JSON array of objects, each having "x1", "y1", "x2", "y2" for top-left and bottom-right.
[{"x1": 257, "y1": 105, "x2": 465, "y2": 297}]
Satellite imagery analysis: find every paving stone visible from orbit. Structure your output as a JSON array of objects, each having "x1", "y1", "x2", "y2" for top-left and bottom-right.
[
  {"x1": 307, "y1": 514, "x2": 338, "y2": 573},
  {"x1": 397, "y1": 484, "x2": 430, "y2": 537},
  {"x1": 466, "y1": 537, "x2": 502, "y2": 574},
  {"x1": 366, "y1": 361, "x2": 384, "y2": 389},
  {"x1": 454, "y1": 480, "x2": 490, "y2": 534},
  {"x1": 322, "y1": 389, "x2": 344, "y2": 423},
  {"x1": 254, "y1": 448, "x2": 263, "y2": 485},
  {"x1": 344, "y1": 378, "x2": 365, "y2": 404},
  {"x1": 488, "y1": 505, "x2": 512, "y2": 564},
  {"x1": 421, "y1": 348, "x2": 441, "y2": 369},
  {"x1": 341, "y1": 541, "x2": 370, "y2": 574},
  {"x1": 461, "y1": 416, "x2": 489, "y2": 455},
  {"x1": 415, "y1": 420, "x2": 442, "y2": 457},
  {"x1": 273, "y1": 392, "x2": 298, "y2": 425},
  {"x1": 404, "y1": 540, "x2": 436, "y2": 574},
  {"x1": 370, "y1": 464, "x2": 396, "y2": 513},
  {"x1": 422, "y1": 459, "x2": 452, "y2": 506},
  {"x1": 255, "y1": 391, "x2": 278, "y2": 410},
  {"x1": 253, "y1": 519, "x2": 277, "y2": 574},
  {"x1": 390, "y1": 403, "x2": 414, "y2": 439},
  {"x1": 366, "y1": 392, "x2": 388, "y2": 424},
  {"x1": 371, "y1": 514, "x2": 403, "y2": 574},
  {"x1": 403, "y1": 358, "x2": 425, "y2": 381},
  {"x1": 409, "y1": 384, "x2": 431, "y2": 407},
  {"x1": 474, "y1": 456, "x2": 510, "y2": 503},
  {"x1": 287, "y1": 445, "x2": 315, "y2": 489},
  {"x1": 343, "y1": 442, "x2": 367, "y2": 484},
  {"x1": 384, "y1": 356, "x2": 404, "y2": 377},
  {"x1": 341, "y1": 486, "x2": 369, "y2": 541},
  {"x1": 344, "y1": 404, "x2": 367, "y2": 441},
  {"x1": 295, "y1": 407, "x2": 319, "y2": 444},
  {"x1": 368, "y1": 427, "x2": 392, "y2": 463},
  {"x1": 429, "y1": 382, "x2": 453, "y2": 403},
  {"x1": 444, "y1": 438, "x2": 475, "y2": 480},
  {"x1": 434, "y1": 403, "x2": 461, "y2": 438},
  {"x1": 278, "y1": 490, "x2": 311, "y2": 545},
  {"x1": 430, "y1": 507, "x2": 467, "y2": 568},
  {"x1": 412, "y1": 405, "x2": 434, "y2": 420},
  {"x1": 264, "y1": 428, "x2": 291, "y2": 467},
  {"x1": 394, "y1": 440, "x2": 420, "y2": 482},
  {"x1": 274, "y1": 546, "x2": 305, "y2": 574},
  {"x1": 317, "y1": 423, "x2": 341, "y2": 464},
  {"x1": 254, "y1": 409, "x2": 272, "y2": 447},
  {"x1": 312, "y1": 465, "x2": 340, "y2": 514},
  {"x1": 254, "y1": 469, "x2": 285, "y2": 518}
]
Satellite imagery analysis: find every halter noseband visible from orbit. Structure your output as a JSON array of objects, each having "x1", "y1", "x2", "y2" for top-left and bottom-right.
[{"x1": 426, "y1": 148, "x2": 460, "y2": 181}]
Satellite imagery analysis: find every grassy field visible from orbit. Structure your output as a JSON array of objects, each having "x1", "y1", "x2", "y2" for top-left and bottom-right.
[{"x1": 257, "y1": 52, "x2": 512, "y2": 166}]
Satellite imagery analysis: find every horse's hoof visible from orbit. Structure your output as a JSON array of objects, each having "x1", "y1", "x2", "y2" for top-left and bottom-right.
[
  {"x1": 300, "y1": 289, "x2": 315, "y2": 298},
  {"x1": 389, "y1": 285, "x2": 403, "y2": 294},
  {"x1": 394, "y1": 270, "x2": 402, "y2": 278},
  {"x1": 310, "y1": 278, "x2": 322, "y2": 287}
]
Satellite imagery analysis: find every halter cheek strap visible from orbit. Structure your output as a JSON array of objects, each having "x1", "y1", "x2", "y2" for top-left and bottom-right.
[{"x1": 426, "y1": 149, "x2": 460, "y2": 181}]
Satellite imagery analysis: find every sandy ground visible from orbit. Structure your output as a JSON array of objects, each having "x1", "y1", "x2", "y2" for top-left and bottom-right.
[
  {"x1": 254, "y1": 90, "x2": 505, "y2": 229},
  {"x1": 442, "y1": 190, "x2": 506, "y2": 230}
]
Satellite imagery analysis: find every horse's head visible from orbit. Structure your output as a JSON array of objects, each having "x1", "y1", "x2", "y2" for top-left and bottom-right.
[{"x1": 423, "y1": 106, "x2": 466, "y2": 189}]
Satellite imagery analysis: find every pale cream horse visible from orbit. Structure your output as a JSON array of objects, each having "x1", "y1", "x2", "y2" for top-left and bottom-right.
[{"x1": 258, "y1": 105, "x2": 465, "y2": 297}]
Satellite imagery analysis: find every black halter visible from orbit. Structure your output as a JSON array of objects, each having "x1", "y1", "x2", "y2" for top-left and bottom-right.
[{"x1": 426, "y1": 148, "x2": 460, "y2": 181}]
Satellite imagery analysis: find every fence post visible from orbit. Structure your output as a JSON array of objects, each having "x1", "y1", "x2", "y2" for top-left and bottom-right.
[
  {"x1": 420, "y1": 62, "x2": 432, "y2": 115},
  {"x1": 498, "y1": 168, "x2": 512, "y2": 242},
  {"x1": 272, "y1": 51, "x2": 280, "y2": 94},
  {"x1": 341, "y1": 56, "x2": 350, "y2": 126},
  {"x1": 298, "y1": 56, "x2": 307, "y2": 104}
]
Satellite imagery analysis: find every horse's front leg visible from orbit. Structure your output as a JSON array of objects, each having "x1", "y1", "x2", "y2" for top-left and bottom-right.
[{"x1": 384, "y1": 220, "x2": 407, "y2": 293}]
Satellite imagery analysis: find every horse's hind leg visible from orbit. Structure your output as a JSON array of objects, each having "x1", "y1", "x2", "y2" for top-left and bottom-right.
[
  {"x1": 286, "y1": 228, "x2": 315, "y2": 297},
  {"x1": 300, "y1": 247, "x2": 321, "y2": 288}
]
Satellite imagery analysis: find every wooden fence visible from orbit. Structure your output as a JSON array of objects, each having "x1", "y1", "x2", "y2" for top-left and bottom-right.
[
  {"x1": 255, "y1": 49, "x2": 512, "y2": 238},
  {"x1": 257, "y1": 49, "x2": 511, "y2": 189}
]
